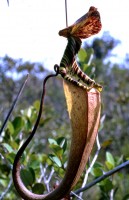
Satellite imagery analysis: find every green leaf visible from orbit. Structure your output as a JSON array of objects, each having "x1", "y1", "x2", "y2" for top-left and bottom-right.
[
  {"x1": 49, "y1": 137, "x2": 67, "y2": 155},
  {"x1": 50, "y1": 144, "x2": 63, "y2": 158},
  {"x1": 99, "y1": 178, "x2": 113, "y2": 192},
  {"x1": 56, "y1": 137, "x2": 67, "y2": 152},
  {"x1": 0, "y1": 164, "x2": 10, "y2": 176},
  {"x1": 9, "y1": 140, "x2": 19, "y2": 150},
  {"x1": 6, "y1": 121, "x2": 14, "y2": 135},
  {"x1": 56, "y1": 137, "x2": 65, "y2": 145},
  {"x1": 49, "y1": 143, "x2": 62, "y2": 152},
  {"x1": 93, "y1": 162, "x2": 104, "y2": 168},
  {"x1": 28, "y1": 154, "x2": 41, "y2": 169},
  {"x1": 116, "y1": 155, "x2": 123, "y2": 165},
  {"x1": 48, "y1": 138, "x2": 57, "y2": 145},
  {"x1": 33, "y1": 100, "x2": 40, "y2": 111},
  {"x1": 82, "y1": 64, "x2": 89, "y2": 72},
  {"x1": 122, "y1": 194, "x2": 129, "y2": 200},
  {"x1": 91, "y1": 167, "x2": 103, "y2": 177},
  {"x1": 2, "y1": 143, "x2": 14, "y2": 153},
  {"x1": 48, "y1": 154, "x2": 62, "y2": 167},
  {"x1": 85, "y1": 65, "x2": 95, "y2": 76},
  {"x1": 78, "y1": 48, "x2": 87, "y2": 62},
  {"x1": 80, "y1": 47, "x2": 94, "y2": 64},
  {"x1": 86, "y1": 48, "x2": 94, "y2": 58},
  {"x1": 24, "y1": 118, "x2": 32, "y2": 131},
  {"x1": 32, "y1": 183, "x2": 45, "y2": 194},
  {"x1": 20, "y1": 168, "x2": 35, "y2": 187},
  {"x1": 105, "y1": 161, "x2": 114, "y2": 170},
  {"x1": 12, "y1": 116, "x2": 24, "y2": 135},
  {"x1": 39, "y1": 117, "x2": 51, "y2": 127},
  {"x1": 6, "y1": 152, "x2": 16, "y2": 164},
  {"x1": 106, "y1": 152, "x2": 115, "y2": 168}
]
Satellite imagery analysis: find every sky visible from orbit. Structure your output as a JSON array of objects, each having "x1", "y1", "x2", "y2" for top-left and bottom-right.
[{"x1": 0, "y1": 0, "x2": 129, "y2": 71}]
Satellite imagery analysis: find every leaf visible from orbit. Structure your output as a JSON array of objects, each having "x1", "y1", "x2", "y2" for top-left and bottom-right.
[
  {"x1": 6, "y1": 152, "x2": 16, "y2": 164},
  {"x1": 91, "y1": 167, "x2": 103, "y2": 177},
  {"x1": 28, "y1": 155, "x2": 41, "y2": 169},
  {"x1": 2, "y1": 143, "x2": 14, "y2": 153},
  {"x1": 93, "y1": 162, "x2": 103, "y2": 168},
  {"x1": 85, "y1": 48, "x2": 94, "y2": 64},
  {"x1": 86, "y1": 47, "x2": 94, "y2": 57},
  {"x1": 12, "y1": 116, "x2": 24, "y2": 135},
  {"x1": 24, "y1": 118, "x2": 32, "y2": 131},
  {"x1": 7, "y1": 121, "x2": 14, "y2": 135},
  {"x1": 78, "y1": 48, "x2": 87, "y2": 62},
  {"x1": 33, "y1": 100, "x2": 40, "y2": 111},
  {"x1": 48, "y1": 138, "x2": 57, "y2": 145},
  {"x1": 9, "y1": 140, "x2": 19, "y2": 150},
  {"x1": 0, "y1": 164, "x2": 10, "y2": 176},
  {"x1": 48, "y1": 154, "x2": 62, "y2": 167},
  {"x1": 106, "y1": 152, "x2": 115, "y2": 168},
  {"x1": 85, "y1": 65, "x2": 95, "y2": 76},
  {"x1": 57, "y1": 137, "x2": 67, "y2": 152},
  {"x1": 105, "y1": 161, "x2": 114, "y2": 170},
  {"x1": 49, "y1": 143, "x2": 63, "y2": 157},
  {"x1": 116, "y1": 155, "x2": 123, "y2": 165},
  {"x1": 101, "y1": 139, "x2": 113, "y2": 148},
  {"x1": 39, "y1": 117, "x2": 51, "y2": 126},
  {"x1": 82, "y1": 64, "x2": 89, "y2": 72},
  {"x1": 122, "y1": 194, "x2": 129, "y2": 200},
  {"x1": 99, "y1": 179, "x2": 113, "y2": 192},
  {"x1": 20, "y1": 168, "x2": 35, "y2": 187},
  {"x1": 32, "y1": 183, "x2": 45, "y2": 194}
]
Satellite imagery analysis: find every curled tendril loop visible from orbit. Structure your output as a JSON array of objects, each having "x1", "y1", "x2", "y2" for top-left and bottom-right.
[{"x1": 54, "y1": 64, "x2": 60, "y2": 74}]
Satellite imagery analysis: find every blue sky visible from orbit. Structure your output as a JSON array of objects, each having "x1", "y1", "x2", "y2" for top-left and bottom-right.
[{"x1": 0, "y1": 0, "x2": 129, "y2": 70}]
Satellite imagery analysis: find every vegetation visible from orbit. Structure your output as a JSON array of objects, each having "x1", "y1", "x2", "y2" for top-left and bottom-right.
[{"x1": 0, "y1": 32, "x2": 129, "y2": 199}]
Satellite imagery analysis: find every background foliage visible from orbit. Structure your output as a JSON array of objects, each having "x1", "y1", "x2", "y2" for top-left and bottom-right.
[{"x1": 0, "y1": 32, "x2": 129, "y2": 199}]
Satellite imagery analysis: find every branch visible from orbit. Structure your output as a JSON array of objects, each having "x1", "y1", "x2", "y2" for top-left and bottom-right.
[
  {"x1": 0, "y1": 74, "x2": 29, "y2": 136},
  {"x1": 79, "y1": 135, "x2": 101, "y2": 198},
  {"x1": 71, "y1": 160, "x2": 129, "y2": 196},
  {"x1": 0, "y1": 177, "x2": 12, "y2": 199}
]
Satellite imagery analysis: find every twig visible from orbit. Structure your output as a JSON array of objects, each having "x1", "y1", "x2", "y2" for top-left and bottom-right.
[
  {"x1": 6, "y1": 0, "x2": 9, "y2": 6},
  {"x1": 71, "y1": 160, "x2": 129, "y2": 196},
  {"x1": 47, "y1": 167, "x2": 55, "y2": 183},
  {"x1": 71, "y1": 191, "x2": 83, "y2": 200},
  {"x1": 0, "y1": 177, "x2": 12, "y2": 200},
  {"x1": 110, "y1": 189, "x2": 114, "y2": 200},
  {"x1": 39, "y1": 164, "x2": 49, "y2": 191},
  {"x1": 79, "y1": 135, "x2": 101, "y2": 198},
  {"x1": 39, "y1": 163, "x2": 46, "y2": 183},
  {"x1": 0, "y1": 74, "x2": 29, "y2": 136},
  {"x1": 39, "y1": 163, "x2": 55, "y2": 192},
  {"x1": 65, "y1": 0, "x2": 68, "y2": 27},
  {"x1": 46, "y1": 167, "x2": 55, "y2": 192}
]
